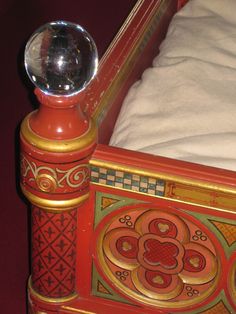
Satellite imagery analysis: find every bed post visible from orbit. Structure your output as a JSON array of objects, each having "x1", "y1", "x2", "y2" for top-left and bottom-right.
[{"x1": 20, "y1": 22, "x2": 98, "y2": 313}]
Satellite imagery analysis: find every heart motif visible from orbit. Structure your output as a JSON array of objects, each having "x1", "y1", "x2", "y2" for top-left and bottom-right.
[
  {"x1": 157, "y1": 223, "x2": 169, "y2": 233},
  {"x1": 189, "y1": 257, "x2": 200, "y2": 268},
  {"x1": 152, "y1": 275, "x2": 164, "y2": 285},
  {"x1": 122, "y1": 241, "x2": 132, "y2": 251}
]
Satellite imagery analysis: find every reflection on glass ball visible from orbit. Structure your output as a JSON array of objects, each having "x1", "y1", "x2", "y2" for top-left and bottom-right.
[{"x1": 25, "y1": 21, "x2": 98, "y2": 96}]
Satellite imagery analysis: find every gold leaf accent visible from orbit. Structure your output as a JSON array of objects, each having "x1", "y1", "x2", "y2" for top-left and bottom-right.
[
  {"x1": 21, "y1": 113, "x2": 96, "y2": 153},
  {"x1": 152, "y1": 275, "x2": 164, "y2": 285},
  {"x1": 101, "y1": 197, "x2": 120, "y2": 210},
  {"x1": 122, "y1": 241, "x2": 132, "y2": 251},
  {"x1": 211, "y1": 220, "x2": 236, "y2": 246},
  {"x1": 189, "y1": 257, "x2": 200, "y2": 268},
  {"x1": 158, "y1": 222, "x2": 169, "y2": 233},
  {"x1": 36, "y1": 174, "x2": 57, "y2": 192},
  {"x1": 21, "y1": 155, "x2": 89, "y2": 190}
]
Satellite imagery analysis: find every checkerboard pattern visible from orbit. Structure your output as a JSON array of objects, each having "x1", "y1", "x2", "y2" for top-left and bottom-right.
[{"x1": 91, "y1": 166, "x2": 165, "y2": 196}]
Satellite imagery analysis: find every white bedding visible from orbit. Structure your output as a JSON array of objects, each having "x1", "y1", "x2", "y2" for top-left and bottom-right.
[{"x1": 110, "y1": 0, "x2": 236, "y2": 171}]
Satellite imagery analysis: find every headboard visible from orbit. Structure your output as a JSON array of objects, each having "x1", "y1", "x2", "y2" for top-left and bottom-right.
[{"x1": 20, "y1": 1, "x2": 236, "y2": 313}]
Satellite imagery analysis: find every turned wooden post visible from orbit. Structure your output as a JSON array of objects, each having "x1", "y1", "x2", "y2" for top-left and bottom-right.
[{"x1": 20, "y1": 21, "x2": 98, "y2": 309}]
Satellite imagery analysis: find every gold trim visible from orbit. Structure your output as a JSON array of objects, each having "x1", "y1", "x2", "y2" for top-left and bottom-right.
[
  {"x1": 61, "y1": 306, "x2": 96, "y2": 314},
  {"x1": 21, "y1": 183, "x2": 88, "y2": 210},
  {"x1": 229, "y1": 261, "x2": 236, "y2": 303},
  {"x1": 91, "y1": 181, "x2": 236, "y2": 216},
  {"x1": 36, "y1": 173, "x2": 57, "y2": 192},
  {"x1": 179, "y1": 257, "x2": 218, "y2": 285},
  {"x1": 103, "y1": 229, "x2": 139, "y2": 271},
  {"x1": 131, "y1": 268, "x2": 183, "y2": 301},
  {"x1": 90, "y1": 159, "x2": 236, "y2": 196},
  {"x1": 28, "y1": 277, "x2": 78, "y2": 304},
  {"x1": 21, "y1": 155, "x2": 90, "y2": 190},
  {"x1": 21, "y1": 112, "x2": 97, "y2": 153}
]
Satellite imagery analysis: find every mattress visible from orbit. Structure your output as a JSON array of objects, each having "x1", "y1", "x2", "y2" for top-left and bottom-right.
[{"x1": 110, "y1": 0, "x2": 236, "y2": 171}]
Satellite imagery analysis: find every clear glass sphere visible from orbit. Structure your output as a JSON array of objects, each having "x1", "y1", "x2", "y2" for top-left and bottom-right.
[{"x1": 25, "y1": 21, "x2": 98, "y2": 96}]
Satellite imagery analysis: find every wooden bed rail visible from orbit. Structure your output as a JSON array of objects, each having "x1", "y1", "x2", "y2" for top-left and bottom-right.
[{"x1": 84, "y1": 0, "x2": 179, "y2": 144}]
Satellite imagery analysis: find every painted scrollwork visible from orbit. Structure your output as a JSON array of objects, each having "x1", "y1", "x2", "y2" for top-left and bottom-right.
[
  {"x1": 97, "y1": 208, "x2": 220, "y2": 309},
  {"x1": 21, "y1": 155, "x2": 89, "y2": 193}
]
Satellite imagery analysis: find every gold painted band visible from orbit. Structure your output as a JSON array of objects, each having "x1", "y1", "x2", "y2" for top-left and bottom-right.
[
  {"x1": 90, "y1": 159, "x2": 236, "y2": 196},
  {"x1": 21, "y1": 112, "x2": 97, "y2": 153},
  {"x1": 28, "y1": 277, "x2": 78, "y2": 304},
  {"x1": 61, "y1": 306, "x2": 97, "y2": 314},
  {"x1": 21, "y1": 184, "x2": 89, "y2": 210},
  {"x1": 91, "y1": 181, "x2": 236, "y2": 215},
  {"x1": 229, "y1": 262, "x2": 236, "y2": 302}
]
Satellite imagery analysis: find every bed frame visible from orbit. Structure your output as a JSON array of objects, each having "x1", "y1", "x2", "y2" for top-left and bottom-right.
[{"x1": 20, "y1": 0, "x2": 236, "y2": 313}]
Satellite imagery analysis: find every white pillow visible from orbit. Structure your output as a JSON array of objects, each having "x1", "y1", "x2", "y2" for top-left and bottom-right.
[{"x1": 110, "y1": 0, "x2": 236, "y2": 171}]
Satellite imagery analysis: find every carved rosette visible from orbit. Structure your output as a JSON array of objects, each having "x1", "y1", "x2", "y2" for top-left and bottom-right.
[
  {"x1": 31, "y1": 206, "x2": 77, "y2": 298},
  {"x1": 96, "y1": 208, "x2": 220, "y2": 309}
]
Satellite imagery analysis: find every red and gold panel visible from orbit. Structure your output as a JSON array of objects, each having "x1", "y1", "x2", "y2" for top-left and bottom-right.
[{"x1": 95, "y1": 205, "x2": 221, "y2": 310}]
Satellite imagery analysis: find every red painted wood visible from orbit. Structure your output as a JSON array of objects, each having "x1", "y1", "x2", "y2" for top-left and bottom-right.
[
  {"x1": 75, "y1": 198, "x2": 95, "y2": 298},
  {"x1": 90, "y1": 183, "x2": 236, "y2": 222},
  {"x1": 83, "y1": 0, "x2": 179, "y2": 144},
  {"x1": 177, "y1": 0, "x2": 189, "y2": 10},
  {"x1": 98, "y1": 1, "x2": 177, "y2": 144},
  {"x1": 93, "y1": 144, "x2": 236, "y2": 189},
  {"x1": 91, "y1": 192, "x2": 226, "y2": 312},
  {"x1": 5, "y1": 1, "x2": 136, "y2": 313},
  {"x1": 20, "y1": 0, "x2": 236, "y2": 313},
  {"x1": 21, "y1": 44, "x2": 97, "y2": 305},
  {"x1": 31, "y1": 206, "x2": 77, "y2": 298},
  {"x1": 31, "y1": 89, "x2": 89, "y2": 140}
]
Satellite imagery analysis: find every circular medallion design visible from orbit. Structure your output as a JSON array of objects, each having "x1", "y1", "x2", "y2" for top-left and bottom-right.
[
  {"x1": 97, "y1": 208, "x2": 220, "y2": 309},
  {"x1": 36, "y1": 173, "x2": 57, "y2": 192}
]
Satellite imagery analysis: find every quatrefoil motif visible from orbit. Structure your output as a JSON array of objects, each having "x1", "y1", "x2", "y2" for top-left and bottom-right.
[
  {"x1": 101, "y1": 209, "x2": 218, "y2": 306},
  {"x1": 143, "y1": 239, "x2": 179, "y2": 268}
]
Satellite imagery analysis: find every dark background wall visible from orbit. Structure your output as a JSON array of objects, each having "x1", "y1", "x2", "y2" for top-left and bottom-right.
[{"x1": 0, "y1": 1, "x2": 136, "y2": 312}]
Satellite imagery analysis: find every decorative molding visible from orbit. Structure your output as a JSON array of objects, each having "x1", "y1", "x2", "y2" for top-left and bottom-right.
[
  {"x1": 96, "y1": 207, "x2": 220, "y2": 309},
  {"x1": 91, "y1": 165, "x2": 165, "y2": 197},
  {"x1": 21, "y1": 184, "x2": 89, "y2": 210},
  {"x1": 21, "y1": 113, "x2": 96, "y2": 153},
  {"x1": 90, "y1": 159, "x2": 236, "y2": 213}
]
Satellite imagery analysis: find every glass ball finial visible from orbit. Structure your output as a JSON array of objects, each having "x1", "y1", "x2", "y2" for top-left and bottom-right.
[{"x1": 24, "y1": 21, "x2": 98, "y2": 96}]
